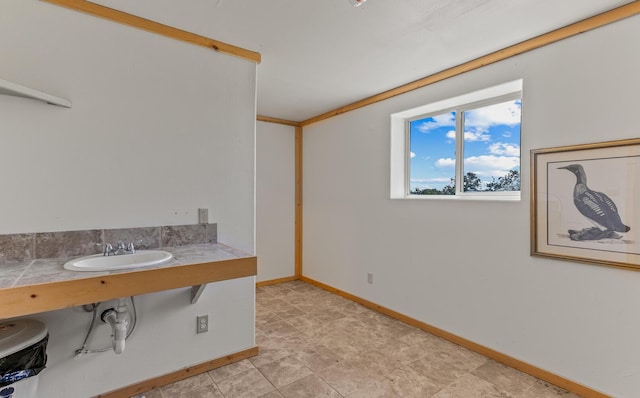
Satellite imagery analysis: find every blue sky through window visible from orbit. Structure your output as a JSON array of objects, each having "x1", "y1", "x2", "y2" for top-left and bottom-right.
[{"x1": 409, "y1": 99, "x2": 521, "y2": 192}]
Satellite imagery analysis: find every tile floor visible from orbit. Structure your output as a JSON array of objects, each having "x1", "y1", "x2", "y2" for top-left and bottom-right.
[{"x1": 140, "y1": 280, "x2": 581, "y2": 398}]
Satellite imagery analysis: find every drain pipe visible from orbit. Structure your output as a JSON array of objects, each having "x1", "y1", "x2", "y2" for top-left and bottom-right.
[{"x1": 101, "y1": 298, "x2": 129, "y2": 354}]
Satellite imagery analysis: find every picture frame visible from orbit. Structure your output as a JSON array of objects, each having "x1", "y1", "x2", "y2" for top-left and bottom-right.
[{"x1": 531, "y1": 138, "x2": 640, "y2": 270}]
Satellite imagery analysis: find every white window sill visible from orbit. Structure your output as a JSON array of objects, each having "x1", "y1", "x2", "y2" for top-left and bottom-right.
[{"x1": 394, "y1": 194, "x2": 521, "y2": 202}]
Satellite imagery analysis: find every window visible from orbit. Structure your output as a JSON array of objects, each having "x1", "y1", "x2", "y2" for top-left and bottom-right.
[{"x1": 390, "y1": 80, "x2": 522, "y2": 200}]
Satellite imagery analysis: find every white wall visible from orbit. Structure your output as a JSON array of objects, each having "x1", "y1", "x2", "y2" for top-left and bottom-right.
[
  {"x1": 0, "y1": 2, "x2": 256, "y2": 396},
  {"x1": 256, "y1": 121, "x2": 296, "y2": 282},
  {"x1": 302, "y1": 15, "x2": 640, "y2": 398}
]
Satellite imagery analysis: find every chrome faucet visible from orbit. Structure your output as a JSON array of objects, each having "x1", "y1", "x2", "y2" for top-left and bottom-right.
[{"x1": 104, "y1": 241, "x2": 136, "y2": 256}]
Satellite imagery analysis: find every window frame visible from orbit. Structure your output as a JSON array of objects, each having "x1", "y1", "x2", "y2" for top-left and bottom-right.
[{"x1": 390, "y1": 80, "x2": 523, "y2": 200}]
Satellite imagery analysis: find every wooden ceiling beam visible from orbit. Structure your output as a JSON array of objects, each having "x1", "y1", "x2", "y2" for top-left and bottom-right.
[{"x1": 41, "y1": 0, "x2": 261, "y2": 64}]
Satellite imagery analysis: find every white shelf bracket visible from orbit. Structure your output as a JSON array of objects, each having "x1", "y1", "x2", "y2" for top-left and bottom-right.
[{"x1": 191, "y1": 284, "x2": 207, "y2": 304}]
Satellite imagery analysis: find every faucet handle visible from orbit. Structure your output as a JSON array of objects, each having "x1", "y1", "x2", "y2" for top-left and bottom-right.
[
  {"x1": 127, "y1": 242, "x2": 136, "y2": 253},
  {"x1": 104, "y1": 243, "x2": 113, "y2": 256}
]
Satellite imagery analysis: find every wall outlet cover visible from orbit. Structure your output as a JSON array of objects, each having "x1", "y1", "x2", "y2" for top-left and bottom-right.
[
  {"x1": 196, "y1": 315, "x2": 208, "y2": 333},
  {"x1": 198, "y1": 208, "x2": 209, "y2": 224}
]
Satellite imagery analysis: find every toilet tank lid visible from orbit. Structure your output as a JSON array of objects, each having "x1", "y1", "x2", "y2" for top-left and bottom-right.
[{"x1": 0, "y1": 319, "x2": 47, "y2": 358}]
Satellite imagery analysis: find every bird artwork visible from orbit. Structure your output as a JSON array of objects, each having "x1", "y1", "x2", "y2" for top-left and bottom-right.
[{"x1": 558, "y1": 163, "x2": 630, "y2": 241}]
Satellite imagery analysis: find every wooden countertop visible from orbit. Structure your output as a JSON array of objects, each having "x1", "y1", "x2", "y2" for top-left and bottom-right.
[{"x1": 0, "y1": 243, "x2": 256, "y2": 319}]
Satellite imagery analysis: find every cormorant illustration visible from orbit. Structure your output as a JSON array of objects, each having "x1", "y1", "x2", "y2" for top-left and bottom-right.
[{"x1": 558, "y1": 163, "x2": 630, "y2": 241}]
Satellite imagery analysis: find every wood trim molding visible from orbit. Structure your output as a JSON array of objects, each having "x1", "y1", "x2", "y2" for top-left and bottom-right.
[
  {"x1": 299, "y1": 276, "x2": 610, "y2": 398},
  {"x1": 0, "y1": 257, "x2": 257, "y2": 319},
  {"x1": 41, "y1": 0, "x2": 261, "y2": 64},
  {"x1": 257, "y1": 115, "x2": 301, "y2": 127},
  {"x1": 256, "y1": 275, "x2": 298, "y2": 287},
  {"x1": 300, "y1": 1, "x2": 640, "y2": 126},
  {"x1": 95, "y1": 346, "x2": 259, "y2": 398},
  {"x1": 294, "y1": 126, "x2": 303, "y2": 278}
]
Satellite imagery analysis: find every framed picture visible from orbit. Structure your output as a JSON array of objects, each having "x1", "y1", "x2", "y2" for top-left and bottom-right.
[{"x1": 531, "y1": 138, "x2": 640, "y2": 270}]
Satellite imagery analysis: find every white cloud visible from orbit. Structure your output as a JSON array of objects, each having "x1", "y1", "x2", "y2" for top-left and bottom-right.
[
  {"x1": 464, "y1": 130, "x2": 491, "y2": 142},
  {"x1": 410, "y1": 151, "x2": 416, "y2": 158},
  {"x1": 445, "y1": 129, "x2": 491, "y2": 142},
  {"x1": 414, "y1": 112, "x2": 455, "y2": 133},
  {"x1": 411, "y1": 177, "x2": 451, "y2": 183},
  {"x1": 464, "y1": 100, "x2": 521, "y2": 130},
  {"x1": 435, "y1": 158, "x2": 455, "y2": 168},
  {"x1": 464, "y1": 155, "x2": 519, "y2": 179},
  {"x1": 489, "y1": 142, "x2": 520, "y2": 156}
]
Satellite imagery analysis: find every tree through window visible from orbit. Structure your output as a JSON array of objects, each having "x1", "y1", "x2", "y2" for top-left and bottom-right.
[{"x1": 408, "y1": 96, "x2": 521, "y2": 196}]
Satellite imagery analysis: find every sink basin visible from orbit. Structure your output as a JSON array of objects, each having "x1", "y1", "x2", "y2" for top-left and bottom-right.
[{"x1": 64, "y1": 250, "x2": 173, "y2": 272}]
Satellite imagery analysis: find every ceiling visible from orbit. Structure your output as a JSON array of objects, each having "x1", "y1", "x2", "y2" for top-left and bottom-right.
[{"x1": 92, "y1": 0, "x2": 633, "y2": 122}]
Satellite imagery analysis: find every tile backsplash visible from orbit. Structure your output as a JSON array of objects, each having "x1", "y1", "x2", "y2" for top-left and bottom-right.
[{"x1": 0, "y1": 223, "x2": 217, "y2": 265}]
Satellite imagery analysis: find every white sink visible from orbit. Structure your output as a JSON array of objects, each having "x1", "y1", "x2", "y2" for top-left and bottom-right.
[{"x1": 64, "y1": 250, "x2": 173, "y2": 272}]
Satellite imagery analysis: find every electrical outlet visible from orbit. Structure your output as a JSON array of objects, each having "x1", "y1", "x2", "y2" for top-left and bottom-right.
[
  {"x1": 196, "y1": 315, "x2": 208, "y2": 333},
  {"x1": 367, "y1": 273, "x2": 373, "y2": 284},
  {"x1": 198, "y1": 208, "x2": 209, "y2": 224}
]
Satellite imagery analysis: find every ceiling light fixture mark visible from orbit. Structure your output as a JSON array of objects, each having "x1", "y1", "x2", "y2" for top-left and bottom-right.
[{"x1": 349, "y1": 0, "x2": 368, "y2": 7}]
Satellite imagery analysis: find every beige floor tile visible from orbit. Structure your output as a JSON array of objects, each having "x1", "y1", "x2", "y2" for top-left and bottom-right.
[
  {"x1": 286, "y1": 313, "x2": 328, "y2": 335},
  {"x1": 270, "y1": 305, "x2": 306, "y2": 320},
  {"x1": 177, "y1": 385, "x2": 225, "y2": 398},
  {"x1": 258, "y1": 298, "x2": 298, "y2": 312},
  {"x1": 517, "y1": 380, "x2": 582, "y2": 398},
  {"x1": 333, "y1": 300, "x2": 368, "y2": 315},
  {"x1": 285, "y1": 282, "x2": 320, "y2": 294},
  {"x1": 156, "y1": 282, "x2": 585, "y2": 398},
  {"x1": 215, "y1": 368, "x2": 275, "y2": 398},
  {"x1": 162, "y1": 373, "x2": 214, "y2": 396},
  {"x1": 251, "y1": 334, "x2": 310, "y2": 367},
  {"x1": 285, "y1": 300, "x2": 328, "y2": 314},
  {"x1": 352, "y1": 309, "x2": 401, "y2": 328},
  {"x1": 256, "y1": 309, "x2": 284, "y2": 328},
  {"x1": 255, "y1": 329, "x2": 270, "y2": 346},
  {"x1": 318, "y1": 363, "x2": 377, "y2": 396},
  {"x1": 258, "y1": 391, "x2": 285, "y2": 398},
  {"x1": 290, "y1": 344, "x2": 343, "y2": 372},
  {"x1": 431, "y1": 373, "x2": 511, "y2": 398},
  {"x1": 259, "y1": 284, "x2": 290, "y2": 293},
  {"x1": 287, "y1": 309, "x2": 346, "y2": 333},
  {"x1": 257, "y1": 356, "x2": 314, "y2": 388},
  {"x1": 346, "y1": 349, "x2": 399, "y2": 376},
  {"x1": 267, "y1": 288, "x2": 300, "y2": 298},
  {"x1": 312, "y1": 333, "x2": 362, "y2": 359},
  {"x1": 208, "y1": 359, "x2": 256, "y2": 383},
  {"x1": 471, "y1": 360, "x2": 537, "y2": 395},
  {"x1": 398, "y1": 328, "x2": 438, "y2": 346},
  {"x1": 387, "y1": 367, "x2": 444, "y2": 397},
  {"x1": 260, "y1": 320, "x2": 300, "y2": 339},
  {"x1": 136, "y1": 388, "x2": 163, "y2": 398},
  {"x1": 345, "y1": 381, "x2": 403, "y2": 398},
  {"x1": 250, "y1": 346, "x2": 296, "y2": 368},
  {"x1": 313, "y1": 317, "x2": 384, "y2": 355},
  {"x1": 407, "y1": 339, "x2": 488, "y2": 386},
  {"x1": 317, "y1": 350, "x2": 397, "y2": 396},
  {"x1": 278, "y1": 374, "x2": 341, "y2": 398}
]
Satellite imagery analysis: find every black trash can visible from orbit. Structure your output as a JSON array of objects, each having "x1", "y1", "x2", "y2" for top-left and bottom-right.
[{"x1": 0, "y1": 319, "x2": 48, "y2": 398}]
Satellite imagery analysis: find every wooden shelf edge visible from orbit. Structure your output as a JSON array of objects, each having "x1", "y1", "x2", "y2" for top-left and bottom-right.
[
  {"x1": 0, "y1": 256, "x2": 257, "y2": 319},
  {"x1": 0, "y1": 78, "x2": 71, "y2": 108}
]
